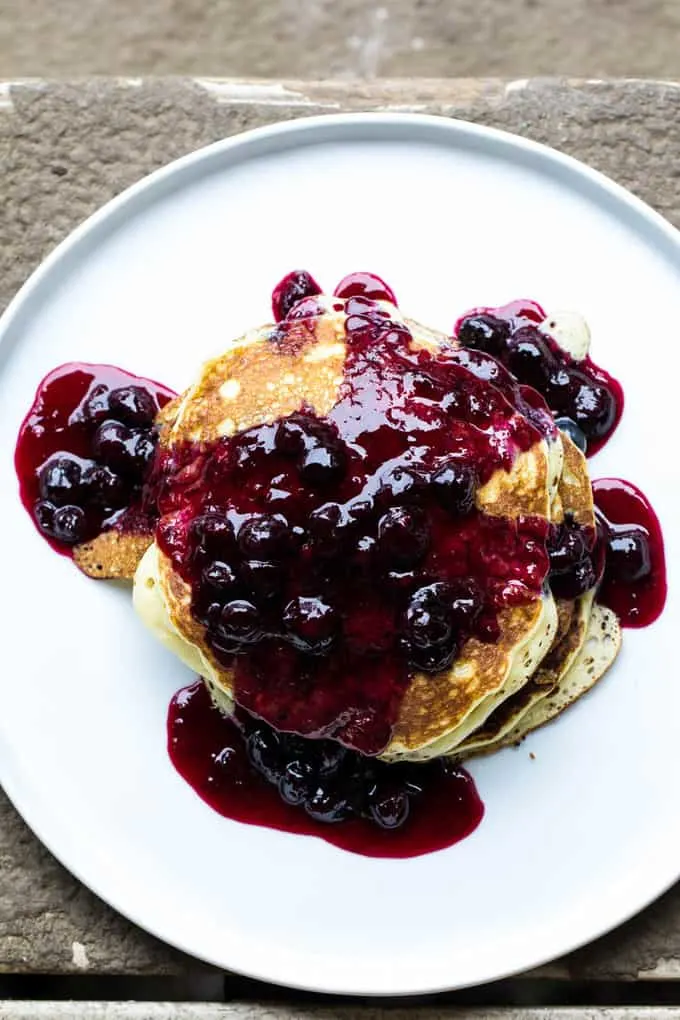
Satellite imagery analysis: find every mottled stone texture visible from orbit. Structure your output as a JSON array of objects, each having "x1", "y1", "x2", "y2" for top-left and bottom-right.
[
  {"x1": 1, "y1": 77, "x2": 680, "y2": 980},
  {"x1": 4, "y1": 0, "x2": 680, "y2": 79},
  {"x1": 3, "y1": 1008, "x2": 680, "y2": 1020}
]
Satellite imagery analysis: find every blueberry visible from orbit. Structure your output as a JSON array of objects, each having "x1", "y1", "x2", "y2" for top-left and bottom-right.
[
  {"x1": 369, "y1": 788, "x2": 410, "y2": 830},
  {"x1": 108, "y1": 385, "x2": 157, "y2": 427},
  {"x1": 201, "y1": 560, "x2": 238, "y2": 593},
  {"x1": 38, "y1": 455, "x2": 82, "y2": 506},
  {"x1": 275, "y1": 419, "x2": 306, "y2": 456},
  {"x1": 33, "y1": 499, "x2": 56, "y2": 536},
  {"x1": 377, "y1": 507, "x2": 429, "y2": 567},
  {"x1": 449, "y1": 580, "x2": 483, "y2": 629},
  {"x1": 240, "y1": 559, "x2": 284, "y2": 599},
  {"x1": 305, "y1": 786, "x2": 351, "y2": 823},
  {"x1": 80, "y1": 383, "x2": 110, "y2": 425},
  {"x1": 279, "y1": 759, "x2": 316, "y2": 805},
  {"x1": 405, "y1": 583, "x2": 460, "y2": 671},
  {"x1": 607, "y1": 525, "x2": 652, "y2": 583},
  {"x1": 52, "y1": 504, "x2": 88, "y2": 544},
  {"x1": 238, "y1": 514, "x2": 291, "y2": 559},
  {"x1": 93, "y1": 420, "x2": 134, "y2": 470},
  {"x1": 405, "y1": 587, "x2": 452, "y2": 649},
  {"x1": 431, "y1": 461, "x2": 476, "y2": 516},
  {"x1": 317, "y1": 740, "x2": 347, "y2": 775},
  {"x1": 82, "y1": 464, "x2": 128, "y2": 508},
  {"x1": 217, "y1": 599, "x2": 261, "y2": 643},
  {"x1": 300, "y1": 442, "x2": 346, "y2": 487},
  {"x1": 193, "y1": 598, "x2": 222, "y2": 629},
  {"x1": 129, "y1": 431, "x2": 157, "y2": 473},
  {"x1": 545, "y1": 370, "x2": 573, "y2": 413},
  {"x1": 555, "y1": 416, "x2": 587, "y2": 454},
  {"x1": 271, "y1": 270, "x2": 322, "y2": 321},
  {"x1": 410, "y1": 642, "x2": 458, "y2": 672},
  {"x1": 283, "y1": 596, "x2": 337, "y2": 654},
  {"x1": 246, "y1": 728, "x2": 283, "y2": 784},
  {"x1": 345, "y1": 497, "x2": 376, "y2": 528},
  {"x1": 308, "y1": 502, "x2": 345, "y2": 555},
  {"x1": 191, "y1": 514, "x2": 235, "y2": 556},
  {"x1": 571, "y1": 378, "x2": 617, "y2": 438},
  {"x1": 377, "y1": 464, "x2": 427, "y2": 504},
  {"x1": 548, "y1": 518, "x2": 597, "y2": 597},
  {"x1": 548, "y1": 519, "x2": 588, "y2": 573},
  {"x1": 549, "y1": 556, "x2": 597, "y2": 599},
  {"x1": 355, "y1": 534, "x2": 378, "y2": 573},
  {"x1": 505, "y1": 328, "x2": 555, "y2": 390},
  {"x1": 457, "y1": 314, "x2": 510, "y2": 357}
]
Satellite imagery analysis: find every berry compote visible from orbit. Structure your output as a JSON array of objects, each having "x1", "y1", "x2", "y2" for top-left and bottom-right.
[
  {"x1": 168, "y1": 680, "x2": 483, "y2": 858},
  {"x1": 455, "y1": 299, "x2": 623, "y2": 456},
  {"x1": 593, "y1": 478, "x2": 666, "y2": 627},
  {"x1": 15, "y1": 362, "x2": 175, "y2": 552},
  {"x1": 156, "y1": 276, "x2": 557, "y2": 758},
  {"x1": 14, "y1": 270, "x2": 667, "y2": 855}
]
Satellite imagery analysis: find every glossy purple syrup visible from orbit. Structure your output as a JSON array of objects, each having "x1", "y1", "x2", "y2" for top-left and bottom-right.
[
  {"x1": 271, "y1": 270, "x2": 322, "y2": 322},
  {"x1": 14, "y1": 363, "x2": 176, "y2": 553},
  {"x1": 334, "y1": 271, "x2": 397, "y2": 305},
  {"x1": 593, "y1": 478, "x2": 667, "y2": 627},
  {"x1": 168, "y1": 680, "x2": 484, "y2": 858},
  {"x1": 156, "y1": 291, "x2": 555, "y2": 755},
  {"x1": 455, "y1": 299, "x2": 624, "y2": 455},
  {"x1": 13, "y1": 273, "x2": 668, "y2": 856}
]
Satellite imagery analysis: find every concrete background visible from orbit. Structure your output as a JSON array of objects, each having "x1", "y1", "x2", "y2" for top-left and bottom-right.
[{"x1": 1, "y1": 0, "x2": 680, "y2": 79}]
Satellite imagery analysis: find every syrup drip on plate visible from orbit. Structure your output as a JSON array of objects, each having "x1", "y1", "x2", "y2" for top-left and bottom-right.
[
  {"x1": 593, "y1": 477, "x2": 666, "y2": 627},
  {"x1": 168, "y1": 680, "x2": 483, "y2": 858},
  {"x1": 14, "y1": 362, "x2": 175, "y2": 553}
]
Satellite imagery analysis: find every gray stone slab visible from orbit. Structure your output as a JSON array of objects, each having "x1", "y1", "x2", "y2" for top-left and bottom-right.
[
  {"x1": 1, "y1": 77, "x2": 679, "y2": 979},
  {"x1": 3, "y1": 0, "x2": 680, "y2": 80},
  {"x1": 3, "y1": 1009, "x2": 680, "y2": 1020}
]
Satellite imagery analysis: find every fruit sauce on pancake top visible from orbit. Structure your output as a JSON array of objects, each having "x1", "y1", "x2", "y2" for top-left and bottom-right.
[
  {"x1": 454, "y1": 299, "x2": 624, "y2": 456},
  {"x1": 155, "y1": 269, "x2": 557, "y2": 757},
  {"x1": 13, "y1": 269, "x2": 666, "y2": 855}
]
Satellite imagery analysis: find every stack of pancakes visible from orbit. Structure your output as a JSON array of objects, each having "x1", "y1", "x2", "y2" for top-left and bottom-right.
[{"x1": 79, "y1": 294, "x2": 621, "y2": 762}]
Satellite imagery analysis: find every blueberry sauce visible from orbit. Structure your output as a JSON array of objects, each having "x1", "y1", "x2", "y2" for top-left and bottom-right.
[
  {"x1": 271, "y1": 270, "x2": 322, "y2": 322},
  {"x1": 592, "y1": 478, "x2": 666, "y2": 627},
  {"x1": 455, "y1": 299, "x2": 624, "y2": 455},
  {"x1": 547, "y1": 514, "x2": 602, "y2": 601},
  {"x1": 168, "y1": 680, "x2": 483, "y2": 858},
  {"x1": 156, "y1": 288, "x2": 556, "y2": 755},
  {"x1": 14, "y1": 363, "x2": 176, "y2": 553},
  {"x1": 334, "y1": 271, "x2": 397, "y2": 305},
  {"x1": 13, "y1": 272, "x2": 668, "y2": 855}
]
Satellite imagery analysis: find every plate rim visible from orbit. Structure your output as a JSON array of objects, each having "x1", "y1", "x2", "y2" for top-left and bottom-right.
[{"x1": 1, "y1": 110, "x2": 679, "y2": 995}]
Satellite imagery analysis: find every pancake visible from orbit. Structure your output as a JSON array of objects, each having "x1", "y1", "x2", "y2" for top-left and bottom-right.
[
  {"x1": 455, "y1": 592, "x2": 594, "y2": 758},
  {"x1": 452, "y1": 433, "x2": 598, "y2": 757},
  {"x1": 487, "y1": 601, "x2": 621, "y2": 748},
  {"x1": 134, "y1": 295, "x2": 562, "y2": 761}
]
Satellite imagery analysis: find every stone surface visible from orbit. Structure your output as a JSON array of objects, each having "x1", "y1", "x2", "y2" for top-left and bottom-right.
[
  {"x1": 3, "y1": 1009, "x2": 680, "y2": 1020},
  {"x1": 3, "y1": 0, "x2": 680, "y2": 79},
  {"x1": 1, "y1": 77, "x2": 680, "y2": 980}
]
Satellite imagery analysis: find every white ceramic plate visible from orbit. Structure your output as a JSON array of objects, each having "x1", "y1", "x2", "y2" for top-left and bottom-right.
[{"x1": 0, "y1": 114, "x2": 678, "y2": 996}]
